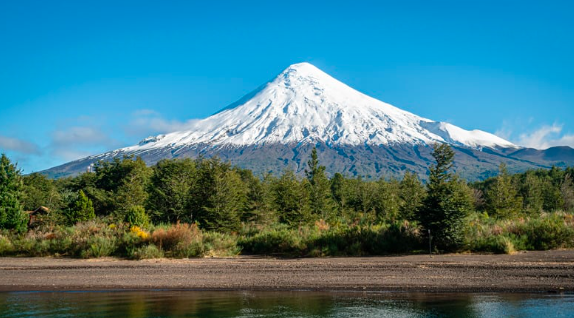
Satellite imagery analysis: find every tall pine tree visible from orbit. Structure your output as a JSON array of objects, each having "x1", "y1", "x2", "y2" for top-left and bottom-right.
[
  {"x1": 485, "y1": 163, "x2": 522, "y2": 218},
  {"x1": 417, "y1": 144, "x2": 472, "y2": 251},
  {"x1": 0, "y1": 154, "x2": 27, "y2": 232},
  {"x1": 305, "y1": 147, "x2": 333, "y2": 220},
  {"x1": 399, "y1": 171, "x2": 426, "y2": 220}
]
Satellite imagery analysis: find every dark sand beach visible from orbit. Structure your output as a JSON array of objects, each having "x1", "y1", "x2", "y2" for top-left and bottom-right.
[{"x1": 1, "y1": 250, "x2": 573, "y2": 293}]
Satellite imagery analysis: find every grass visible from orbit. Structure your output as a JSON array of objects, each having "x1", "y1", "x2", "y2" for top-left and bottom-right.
[
  {"x1": 238, "y1": 220, "x2": 422, "y2": 256},
  {"x1": 0, "y1": 211, "x2": 573, "y2": 258},
  {"x1": 464, "y1": 211, "x2": 574, "y2": 254}
]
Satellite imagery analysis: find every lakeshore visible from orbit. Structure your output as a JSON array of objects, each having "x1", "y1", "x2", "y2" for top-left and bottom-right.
[{"x1": 1, "y1": 250, "x2": 573, "y2": 293}]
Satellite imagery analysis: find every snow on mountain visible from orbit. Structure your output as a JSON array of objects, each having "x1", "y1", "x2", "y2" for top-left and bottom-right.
[{"x1": 118, "y1": 62, "x2": 515, "y2": 155}]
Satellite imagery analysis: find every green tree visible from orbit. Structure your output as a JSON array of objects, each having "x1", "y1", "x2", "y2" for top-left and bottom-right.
[
  {"x1": 0, "y1": 154, "x2": 27, "y2": 232},
  {"x1": 562, "y1": 174, "x2": 574, "y2": 212},
  {"x1": 124, "y1": 205, "x2": 150, "y2": 228},
  {"x1": 67, "y1": 190, "x2": 95, "y2": 224},
  {"x1": 115, "y1": 157, "x2": 151, "y2": 214},
  {"x1": 330, "y1": 172, "x2": 345, "y2": 209},
  {"x1": 87, "y1": 156, "x2": 151, "y2": 216},
  {"x1": 202, "y1": 167, "x2": 246, "y2": 231},
  {"x1": 519, "y1": 171, "x2": 544, "y2": 214},
  {"x1": 345, "y1": 176, "x2": 375, "y2": 214},
  {"x1": 236, "y1": 168, "x2": 273, "y2": 224},
  {"x1": 399, "y1": 171, "x2": 426, "y2": 220},
  {"x1": 485, "y1": 163, "x2": 522, "y2": 218},
  {"x1": 375, "y1": 178, "x2": 401, "y2": 221},
  {"x1": 417, "y1": 144, "x2": 473, "y2": 251},
  {"x1": 147, "y1": 159, "x2": 197, "y2": 223},
  {"x1": 0, "y1": 193, "x2": 27, "y2": 232},
  {"x1": 21, "y1": 173, "x2": 62, "y2": 211},
  {"x1": 305, "y1": 147, "x2": 333, "y2": 219},
  {"x1": 271, "y1": 170, "x2": 310, "y2": 225}
]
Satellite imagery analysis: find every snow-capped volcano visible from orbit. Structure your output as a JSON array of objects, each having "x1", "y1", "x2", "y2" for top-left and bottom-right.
[
  {"x1": 48, "y1": 62, "x2": 568, "y2": 180},
  {"x1": 127, "y1": 62, "x2": 515, "y2": 152}
]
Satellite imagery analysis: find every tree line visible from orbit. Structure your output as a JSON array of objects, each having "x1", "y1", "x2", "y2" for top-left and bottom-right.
[{"x1": 1, "y1": 144, "x2": 573, "y2": 251}]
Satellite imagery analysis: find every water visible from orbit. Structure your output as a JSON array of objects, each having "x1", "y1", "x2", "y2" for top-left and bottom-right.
[{"x1": 0, "y1": 291, "x2": 573, "y2": 318}]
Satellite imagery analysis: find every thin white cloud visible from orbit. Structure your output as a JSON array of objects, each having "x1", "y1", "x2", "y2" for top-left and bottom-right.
[
  {"x1": 132, "y1": 109, "x2": 160, "y2": 117},
  {"x1": 494, "y1": 120, "x2": 512, "y2": 141},
  {"x1": 50, "y1": 149, "x2": 98, "y2": 161},
  {"x1": 49, "y1": 124, "x2": 122, "y2": 161},
  {"x1": 126, "y1": 109, "x2": 200, "y2": 136},
  {"x1": 516, "y1": 123, "x2": 574, "y2": 149},
  {"x1": 52, "y1": 126, "x2": 112, "y2": 146},
  {"x1": 0, "y1": 136, "x2": 41, "y2": 155}
]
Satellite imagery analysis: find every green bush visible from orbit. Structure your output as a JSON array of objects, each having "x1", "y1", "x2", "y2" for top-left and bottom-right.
[
  {"x1": 124, "y1": 205, "x2": 150, "y2": 228},
  {"x1": 517, "y1": 214, "x2": 574, "y2": 250},
  {"x1": 203, "y1": 232, "x2": 241, "y2": 256},
  {"x1": 239, "y1": 226, "x2": 304, "y2": 255},
  {"x1": 81, "y1": 236, "x2": 117, "y2": 258},
  {"x1": 0, "y1": 235, "x2": 14, "y2": 255},
  {"x1": 130, "y1": 244, "x2": 163, "y2": 260},
  {"x1": 470, "y1": 235, "x2": 515, "y2": 254},
  {"x1": 464, "y1": 212, "x2": 574, "y2": 253}
]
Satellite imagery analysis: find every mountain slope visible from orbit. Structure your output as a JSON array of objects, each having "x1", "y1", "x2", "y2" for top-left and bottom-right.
[
  {"x1": 126, "y1": 62, "x2": 516, "y2": 150},
  {"x1": 43, "y1": 63, "x2": 569, "y2": 180}
]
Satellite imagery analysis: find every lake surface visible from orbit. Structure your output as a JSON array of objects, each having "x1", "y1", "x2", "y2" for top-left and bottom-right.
[{"x1": 0, "y1": 291, "x2": 573, "y2": 318}]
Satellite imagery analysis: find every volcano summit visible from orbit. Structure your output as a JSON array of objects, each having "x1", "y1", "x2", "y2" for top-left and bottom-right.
[{"x1": 44, "y1": 63, "x2": 573, "y2": 180}]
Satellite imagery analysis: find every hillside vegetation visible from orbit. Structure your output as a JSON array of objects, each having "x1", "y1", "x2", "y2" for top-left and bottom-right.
[{"x1": 1, "y1": 144, "x2": 573, "y2": 258}]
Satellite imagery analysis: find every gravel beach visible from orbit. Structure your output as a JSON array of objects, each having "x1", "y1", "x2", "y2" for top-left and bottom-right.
[{"x1": 1, "y1": 250, "x2": 573, "y2": 293}]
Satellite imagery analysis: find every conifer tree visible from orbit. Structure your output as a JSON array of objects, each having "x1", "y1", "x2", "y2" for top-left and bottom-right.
[
  {"x1": 417, "y1": 144, "x2": 472, "y2": 251},
  {"x1": 561, "y1": 174, "x2": 574, "y2": 212},
  {"x1": 399, "y1": 171, "x2": 426, "y2": 220},
  {"x1": 147, "y1": 158, "x2": 197, "y2": 223},
  {"x1": 203, "y1": 168, "x2": 246, "y2": 231},
  {"x1": 375, "y1": 178, "x2": 401, "y2": 221},
  {"x1": 520, "y1": 171, "x2": 544, "y2": 214},
  {"x1": 330, "y1": 172, "x2": 345, "y2": 209},
  {"x1": 67, "y1": 190, "x2": 95, "y2": 224},
  {"x1": 305, "y1": 147, "x2": 332, "y2": 219},
  {"x1": 272, "y1": 170, "x2": 310, "y2": 225},
  {"x1": 124, "y1": 205, "x2": 150, "y2": 228},
  {"x1": 0, "y1": 154, "x2": 27, "y2": 232},
  {"x1": 112, "y1": 157, "x2": 151, "y2": 215},
  {"x1": 485, "y1": 163, "x2": 522, "y2": 218}
]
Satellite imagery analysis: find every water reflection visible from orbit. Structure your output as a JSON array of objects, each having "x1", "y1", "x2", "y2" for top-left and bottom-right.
[{"x1": 0, "y1": 291, "x2": 572, "y2": 318}]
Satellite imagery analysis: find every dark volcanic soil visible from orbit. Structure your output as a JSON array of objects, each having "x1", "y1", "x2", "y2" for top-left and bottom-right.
[{"x1": 1, "y1": 250, "x2": 573, "y2": 293}]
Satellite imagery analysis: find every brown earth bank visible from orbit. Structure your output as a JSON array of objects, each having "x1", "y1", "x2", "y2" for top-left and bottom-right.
[{"x1": 1, "y1": 250, "x2": 573, "y2": 293}]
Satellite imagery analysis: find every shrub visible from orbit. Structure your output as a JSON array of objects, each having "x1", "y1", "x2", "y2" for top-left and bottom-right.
[
  {"x1": 517, "y1": 213, "x2": 574, "y2": 250},
  {"x1": 130, "y1": 244, "x2": 164, "y2": 260},
  {"x1": 239, "y1": 225, "x2": 304, "y2": 255},
  {"x1": 66, "y1": 190, "x2": 95, "y2": 225},
  {"x1": 80, "y1": 236, "x2": 117, "y2": 258},
  {"x1": 470, "y1": 235, "x2": 515, "y2": 254},
  {"x1": 203, "y1": 232, "x2": 241, "y2": 256},
  {"x1": 0, "y1": 235, "x2": 14, "y2": 255},
  {"x1": 124, "y1": 206, "x2": 150, "y2": 228},
  {"x1": 464, "y1": 212, "x2": 574, "y2": 253},
  {"x1": 151, "y1": 223, "x2": 204, "y2": 258}
]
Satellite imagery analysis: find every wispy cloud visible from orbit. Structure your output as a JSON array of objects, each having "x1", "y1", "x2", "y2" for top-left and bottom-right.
[
  {"x1": 0, "y1": 136, "x2": 41, "y2": 155},
  {"x1": 49, "y1": 121, "x2": 123, "y2": 161},
  {"x1": 515, "y1": 123, "x2": 574, "y2": 149},
  {"x1": 126, "y1": 109, "x2": 200, "y2": 136},
  {"x1": 495, "y1": 119, "x2": 574, "y2": 150},
  {"x1": 51, "y1": 126, "x2": 118, "y2": 147}
]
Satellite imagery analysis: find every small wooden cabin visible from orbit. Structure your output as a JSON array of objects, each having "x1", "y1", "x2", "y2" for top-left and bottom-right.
[{"x1": 25, "y1": 206, "x2": 50, "y2": 227}]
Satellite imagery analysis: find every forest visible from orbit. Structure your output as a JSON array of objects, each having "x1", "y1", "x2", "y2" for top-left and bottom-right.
[{"x1": 1, "y1": 144, "x2": 573, "y2": 259}]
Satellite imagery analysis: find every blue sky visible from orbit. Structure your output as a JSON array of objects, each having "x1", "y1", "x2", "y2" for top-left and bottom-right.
[{"x1": 1, "y1": 0, "x2": 573, "y2": 173}]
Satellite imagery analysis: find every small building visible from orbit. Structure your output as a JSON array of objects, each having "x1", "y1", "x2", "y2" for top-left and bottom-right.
[{"x1": 25, "y1": 206, "x2": 50, "y2": 227}]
